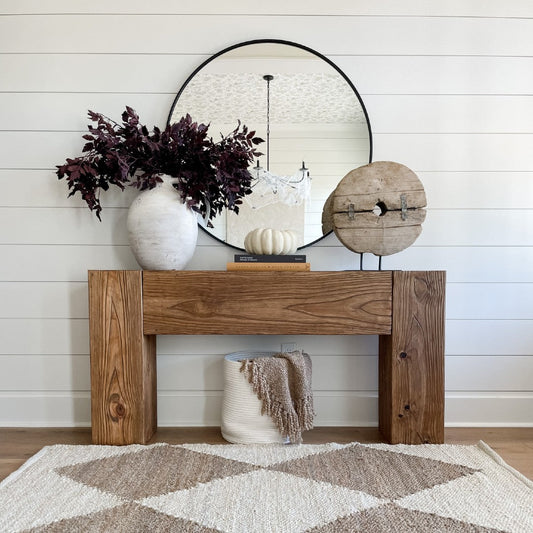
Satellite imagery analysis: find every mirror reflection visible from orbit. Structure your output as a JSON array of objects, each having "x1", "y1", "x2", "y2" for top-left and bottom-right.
[{"x1": 169, "y1": 41, "x2": 372, "y2": 250}]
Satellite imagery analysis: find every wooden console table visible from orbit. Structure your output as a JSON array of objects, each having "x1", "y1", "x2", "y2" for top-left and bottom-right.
[{"x1": 88, "y1": 270, "x2": 445, "y2": 445}]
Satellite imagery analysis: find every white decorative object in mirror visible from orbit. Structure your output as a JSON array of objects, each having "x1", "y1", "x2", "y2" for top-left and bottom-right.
[
  {"x1": 248, "y1": 161, "x2": 311, "y2": 209},
  {"x1": 127, "y1": 177, "x2": 198, "y2": 270}
]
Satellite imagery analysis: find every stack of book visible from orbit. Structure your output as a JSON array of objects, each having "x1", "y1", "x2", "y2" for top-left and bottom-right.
[{"x1": 227, "y1": 254, "x2": 310, "y2": 271}]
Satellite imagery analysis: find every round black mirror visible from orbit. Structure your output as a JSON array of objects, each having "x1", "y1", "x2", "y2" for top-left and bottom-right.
[{"x1": 168, "y1": 39, "x2": 372, "y2": 251}]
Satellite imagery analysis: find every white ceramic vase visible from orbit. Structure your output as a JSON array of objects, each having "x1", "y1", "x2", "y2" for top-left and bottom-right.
[{"x1": 127, "y1": 176, "x2": 198, "y2": 270}]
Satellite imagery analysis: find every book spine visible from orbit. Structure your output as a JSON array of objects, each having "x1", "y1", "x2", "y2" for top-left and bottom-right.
[
  {"x1": 234, "y1": 254, "x2": 306, "y2": 263},
  {"x1": 226, "y1": 262, "x2": 310, "y2": 271}
]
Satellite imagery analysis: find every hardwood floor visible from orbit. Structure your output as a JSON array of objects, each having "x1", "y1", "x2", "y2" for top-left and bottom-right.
[{"x1": 1, "y1": 427, "x2": 532, "y2": 482}]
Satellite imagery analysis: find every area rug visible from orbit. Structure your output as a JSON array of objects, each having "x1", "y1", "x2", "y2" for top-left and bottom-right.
[{"x1": 1, "y1": 442, "x2": 531, "y2": 532}]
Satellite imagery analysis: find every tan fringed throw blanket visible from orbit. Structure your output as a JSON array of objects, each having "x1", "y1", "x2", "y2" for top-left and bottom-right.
[{"x1": 240, "y1": 350, "x2": 315, "y2": 443}]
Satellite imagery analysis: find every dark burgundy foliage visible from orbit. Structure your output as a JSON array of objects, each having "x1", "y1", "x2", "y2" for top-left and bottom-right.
[{"x1": 56, "y1": 107, "x2": 263, "y2": 224}]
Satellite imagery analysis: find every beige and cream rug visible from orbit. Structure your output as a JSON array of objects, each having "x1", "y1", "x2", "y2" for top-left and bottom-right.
[{"x1": 1, "y1": 441, "x2": 531, "y2": 532}]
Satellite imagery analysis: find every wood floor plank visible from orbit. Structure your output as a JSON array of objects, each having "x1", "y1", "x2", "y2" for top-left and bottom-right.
[{"x1": 1, "y1": 427, "x2": 531, "y2": 482}]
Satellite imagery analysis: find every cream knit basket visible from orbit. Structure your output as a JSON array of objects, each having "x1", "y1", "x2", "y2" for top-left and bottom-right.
[{"x1": 221, "y1": 351, "x2": 288, "y2": 444}]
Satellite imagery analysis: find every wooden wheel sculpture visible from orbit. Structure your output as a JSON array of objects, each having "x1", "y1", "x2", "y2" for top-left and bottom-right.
[{"x1": 322, "y1": 161, "x2": 426, "y2": 269}]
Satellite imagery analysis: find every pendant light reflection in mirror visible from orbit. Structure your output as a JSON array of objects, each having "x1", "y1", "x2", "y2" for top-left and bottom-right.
[{"x1": 249, "y1": 74, "x2": 312, "y2": 211}]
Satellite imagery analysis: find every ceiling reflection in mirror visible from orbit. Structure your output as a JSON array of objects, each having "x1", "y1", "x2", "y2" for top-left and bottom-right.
[{"x1": 168, "y1": 41, "x2": 372, "y2": 250}]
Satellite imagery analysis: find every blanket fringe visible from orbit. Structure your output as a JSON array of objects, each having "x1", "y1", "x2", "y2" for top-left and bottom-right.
[{"x1": 241, "y1": 354, "x2": 315, "y2": 444}]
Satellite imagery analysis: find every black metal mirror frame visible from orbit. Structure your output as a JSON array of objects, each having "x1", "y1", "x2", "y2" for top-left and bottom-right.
[{"x1": 167, "y1": 38, "x2": 373, "y2": 251}]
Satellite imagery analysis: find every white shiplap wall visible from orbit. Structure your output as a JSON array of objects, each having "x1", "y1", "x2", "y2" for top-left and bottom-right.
[{"x1": 1, "y1": 1, "x2": 532, "y2": 427}]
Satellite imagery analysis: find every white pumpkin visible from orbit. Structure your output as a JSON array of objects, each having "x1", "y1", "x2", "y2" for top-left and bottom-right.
[{"x1": 244, "y1": 228, "x2": 298, "y2": 255}]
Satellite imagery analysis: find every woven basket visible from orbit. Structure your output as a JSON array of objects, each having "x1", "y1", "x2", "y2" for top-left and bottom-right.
[{"x1": 221, "y1": 351, "x2": 288, "y2": 444}]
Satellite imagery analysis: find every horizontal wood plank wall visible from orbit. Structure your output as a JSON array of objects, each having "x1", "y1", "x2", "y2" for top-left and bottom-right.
[{"x1": 1, "y1": 2, "x2": 532, "y2": 427}]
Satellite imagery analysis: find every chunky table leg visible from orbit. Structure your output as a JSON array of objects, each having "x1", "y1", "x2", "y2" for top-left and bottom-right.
[
  {"x1": 89, "y1": 270, "x2": 156, "y2": 445},
  {"x1": 379, "y1": 271, "x2": 445, "y2": 444}
]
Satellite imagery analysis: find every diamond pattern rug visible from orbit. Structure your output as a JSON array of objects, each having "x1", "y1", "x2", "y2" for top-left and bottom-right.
[{"x1": 1, "y1": 441, "x2": 531, "y2": 532}]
